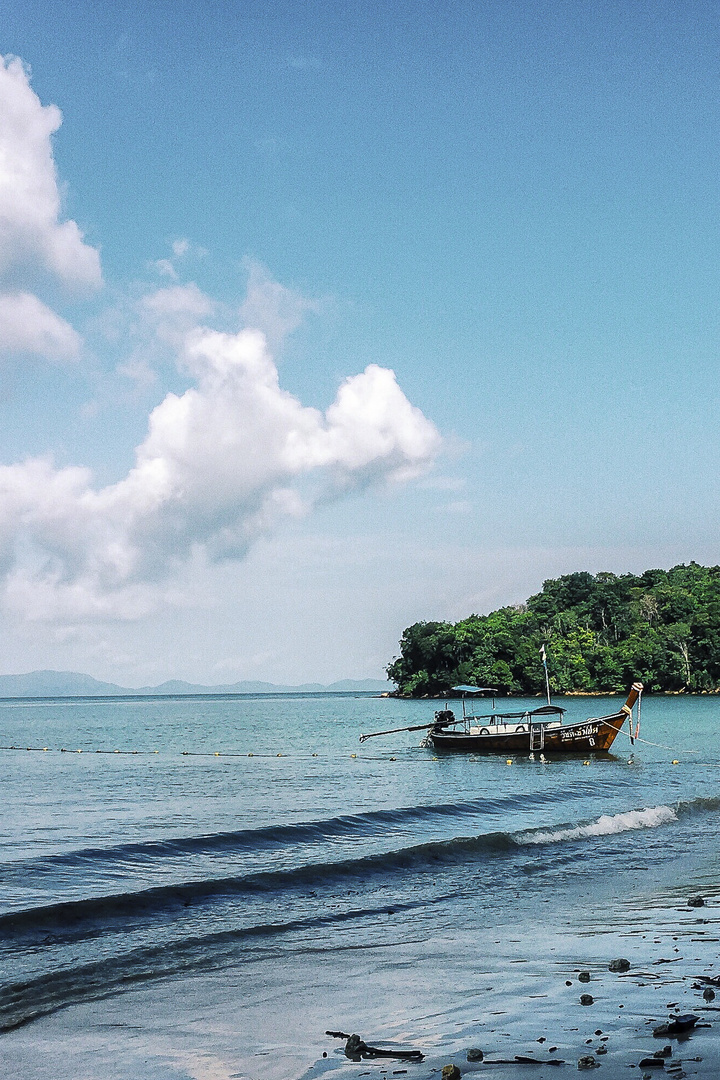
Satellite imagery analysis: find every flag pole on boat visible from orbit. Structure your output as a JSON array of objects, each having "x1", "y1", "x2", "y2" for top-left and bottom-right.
[{"x1": 540, "y1": 643, "x2": 551, "y2": 705}]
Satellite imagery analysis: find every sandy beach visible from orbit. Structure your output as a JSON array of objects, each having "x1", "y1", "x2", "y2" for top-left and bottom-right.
[
  {"x1": 3, "y1": 889, "x2": 720, "y2": 1080},
  {"x1": 308, "y1": 895, "x2": 720, "y2": 1080}
]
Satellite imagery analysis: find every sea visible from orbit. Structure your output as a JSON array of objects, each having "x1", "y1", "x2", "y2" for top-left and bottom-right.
[{"x1": 1, "y1": 692, "x2": 719, "y2": 1080}]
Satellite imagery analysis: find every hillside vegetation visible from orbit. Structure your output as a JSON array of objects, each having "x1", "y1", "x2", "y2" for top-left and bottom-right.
[{"x1": 387, "y1": 563, "x2": 720, "y2": 696}]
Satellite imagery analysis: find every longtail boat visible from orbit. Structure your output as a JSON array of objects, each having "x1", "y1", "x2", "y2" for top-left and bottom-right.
[{"x1": 360, "y1": 682, "x2": 643, "y2": 755}]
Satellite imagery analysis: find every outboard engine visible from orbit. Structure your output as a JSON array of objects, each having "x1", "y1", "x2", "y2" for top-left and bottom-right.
[{"x1": 433, "y1": 709, "x2": 455, "y2": 727}]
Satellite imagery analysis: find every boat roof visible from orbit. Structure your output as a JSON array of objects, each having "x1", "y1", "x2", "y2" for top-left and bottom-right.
[
  {"x1": 463, "y1": 705, "x2": 567, "y2": 719},
  {"x1": 452, "y1": 685, "x2": 499, "y2": 694}
]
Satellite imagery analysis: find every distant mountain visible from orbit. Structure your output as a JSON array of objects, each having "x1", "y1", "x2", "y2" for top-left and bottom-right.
[
  {"x1": 0, "y1": 671, "x2": 124, "y2": 697},
  {"x1": 0, "y1": 670, "x2": 392, "y2": 698}
]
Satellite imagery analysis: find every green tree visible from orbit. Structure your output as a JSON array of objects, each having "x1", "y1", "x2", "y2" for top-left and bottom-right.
[{"x1": 387, "y1": 563, "x2": 720, "y2": 696}]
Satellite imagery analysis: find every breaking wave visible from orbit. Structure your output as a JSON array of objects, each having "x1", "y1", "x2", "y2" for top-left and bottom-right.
[{"x1": 519, "y1": 805, "x2": 678, "y2": 845}]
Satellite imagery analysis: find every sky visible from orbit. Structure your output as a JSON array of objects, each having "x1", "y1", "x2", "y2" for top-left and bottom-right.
[{"x1": 1, "y1": 0, "x2": 719, "y2": 686}]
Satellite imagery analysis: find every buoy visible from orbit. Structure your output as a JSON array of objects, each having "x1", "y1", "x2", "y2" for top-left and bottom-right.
[
  {"x1": 312, "y1": 752, "x2": 318, "y2": 757},
  {"x1": 214, "y1": 752, "x2": 220, "y2": 756},
  {"x1": 390, "y1": 756, "x2": 396, "y2": 761},
  {"x1": 350, "y1": 753, "x2": 356, "y2": 758},
  {"x1": 506, "y1": 758, "x2": 513, "y2": 765},
  {"x1": 277, "y1": 752, "x2": 283, "y2": 757},
  {"x1": 582, "y1": 760, "x2": 590, "y2": 766},
  {"x1": 248, "y1": 752, "x2": 253, "y2": 757},
  {"x1": 672, "y1": 759, "x2": 679, "y2": 765}
]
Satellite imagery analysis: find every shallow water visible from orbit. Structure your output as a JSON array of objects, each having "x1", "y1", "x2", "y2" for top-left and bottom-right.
[{"x1": 1, "y1": 692, "x2": 719, "y2": 1078}]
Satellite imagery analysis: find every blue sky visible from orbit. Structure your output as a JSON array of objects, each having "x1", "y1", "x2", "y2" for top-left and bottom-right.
[{"x1": 0, "y1": 1, "x2": 719, "y2": 685}]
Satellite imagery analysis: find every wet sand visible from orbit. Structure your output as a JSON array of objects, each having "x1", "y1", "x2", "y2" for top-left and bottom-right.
[
  {"x1": 311, "y1": 918, "x2": 720, "y2": 1080},
  {"x1": 3, "y1": 893, "x2": 720, "y2": 1080}
]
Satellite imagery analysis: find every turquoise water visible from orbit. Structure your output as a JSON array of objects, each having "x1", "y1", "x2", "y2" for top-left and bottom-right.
[{"x1": 1, "y1": 692, "x2": 719, "y2": 1078}]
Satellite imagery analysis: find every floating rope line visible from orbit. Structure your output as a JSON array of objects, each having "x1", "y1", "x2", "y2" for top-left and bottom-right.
[
  {"x1": 0, "y1": 720, "x2": 709, "y2": 764},
  {"x1": 0, "y1": 744, "x2": 436, "y2": 760}
]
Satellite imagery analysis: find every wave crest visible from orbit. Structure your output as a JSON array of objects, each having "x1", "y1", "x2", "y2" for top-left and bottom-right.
[{"x1": 519, "y1": 805, "x2": 677, "y2": 845}]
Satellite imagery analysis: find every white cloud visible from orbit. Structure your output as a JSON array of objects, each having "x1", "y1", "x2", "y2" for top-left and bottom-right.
[
  {"x1": 0, "y1": 291, "x2": 80, "y2": 359},
  {"x1": 142, "y1": 283, "x2": 215, "y2": 321},
  {"x1": 151, "y1": 258, "x2": 178, "y2": 279},
  {"x1": 0, "y1": 56, "x2": 101, "y2": 290},
  {"x1": 240, "y1": 259, "x2": 319, "y2": 351},
  {"x1": 0, "y1": 56, "x2": 101, "y2": 364},
  {"x1": 150, "y1": 239, "x2": 202, "y2": 281},
  {"x1": 0, "y1": 324, "x2": 441, "y2": 620},
  {"x1": 0, "y1": 63, "x2": 441, "y2": 629},
  {"x1": 116, "y1": 283, "x2": 216, "y2": 385}
]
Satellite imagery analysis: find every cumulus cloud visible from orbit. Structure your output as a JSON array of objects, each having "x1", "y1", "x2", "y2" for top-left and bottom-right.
[
  {"x1": 0, "y1": 324, "x2": 441, "y2": 619},
  {"x1": 115, "y1": 283, "x2": 217, "y2": 386},
  {"x1": 0, "y1": 56, "x2": 101, "y2": 289},
  {"x1": 0, "y1": 56, "x2": 101, "y2": 362},
  {"x1": 0, "y1": 61, "x2": 440, "y2": 623},
  {"x1": 0, "y1": 291, "x2": 80, "y2": 359}
]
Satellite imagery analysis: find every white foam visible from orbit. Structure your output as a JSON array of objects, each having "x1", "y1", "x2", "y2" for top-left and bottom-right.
[{"x1": 520, "y1": 805, "x2": 677, "y2": 845}]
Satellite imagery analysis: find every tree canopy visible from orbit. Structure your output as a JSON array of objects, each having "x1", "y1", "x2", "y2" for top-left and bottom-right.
[{"x1": 386, "y1": 563, "x2": 720, "y2": 695}]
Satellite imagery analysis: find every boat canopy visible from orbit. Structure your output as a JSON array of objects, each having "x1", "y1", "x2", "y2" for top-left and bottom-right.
[{"x1": 452, "y1": 685, "x2": 499, "y2": 694}]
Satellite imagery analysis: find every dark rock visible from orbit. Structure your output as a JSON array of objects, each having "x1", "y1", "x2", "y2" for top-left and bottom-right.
[
  {"x1": 577, "y1": 1055, "x2": 600, "y2": 1070},
  {"x1": 609, "y1": 958, "x2": 631, "y2": 972},
  {"x1": 580, "y1": 994, "x2": 594, "y2": 1006},
  {"x1": 703, "y1": 988, "x2": 715, "y2": 1002},
  {"x1": 638, "y1": 1056, "x2": 666, "y2": 1067},
  {"x1": 657, "y1": 1046, "x2": 672, "y2": 1058},
  {"x1": 466, "y1": 1048, "x2": 484, "y2": 1062},
  {"x1": 668, "y1": 1014, "x2": 699, "y2": 1031},
  {"x1": 653, "y1": 1014, "x2": 699, "y2": 1037},
  {"x1": 596, "y1": 1046, "x2": 607, "y2": 1055},
  {"x1": 566, "y1": 980, "x2": 573, "y2": 986},
  {"x1": 687, "y1": 896, "x2": 705, "y2": 907},
  {"x1": 595, "y1": 1030, "x2": 603, "y2": 1036},
  {"x1": 579, "y1": 971, "x2": 591, "y2": 982}
]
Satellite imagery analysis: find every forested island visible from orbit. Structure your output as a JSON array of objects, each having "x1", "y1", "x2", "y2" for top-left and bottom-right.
[{"x1": 387, "y1": 562, "x2": 720, "y2": 696}]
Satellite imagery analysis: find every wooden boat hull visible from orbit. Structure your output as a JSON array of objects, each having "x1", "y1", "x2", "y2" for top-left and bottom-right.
[{"x1": 428, "y1": 712, "x2": 627, "y2": 754}]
